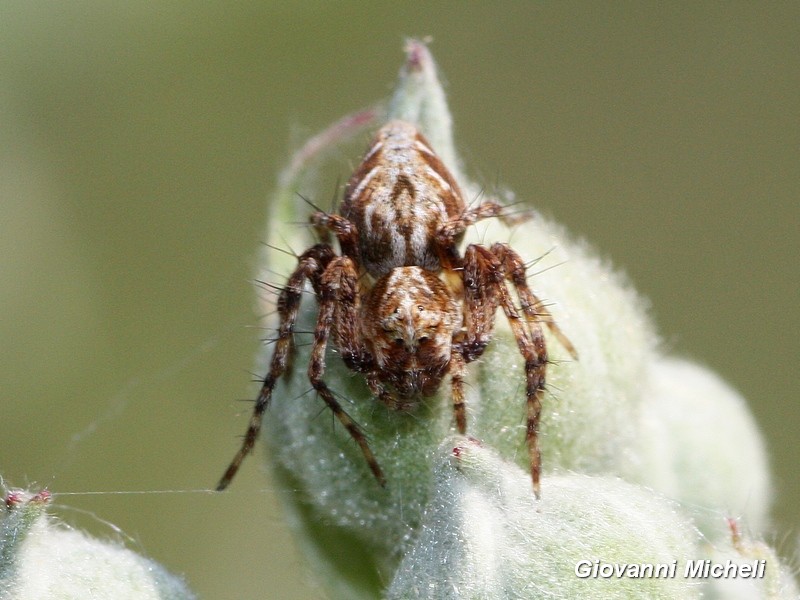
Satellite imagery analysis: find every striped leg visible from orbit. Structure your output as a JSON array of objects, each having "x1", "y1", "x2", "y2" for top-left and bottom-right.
[
  {"x1": 449, "y1": 352, "x2": 468, "y2": 434},
  {"x1": 461, "y1": 244, "x2": 548, "y2": 499},
  {"x1": 490, "y1": 242, "x2": 578, "y2": 360},
  {"x1": 313, "y1": 256, "x2": 385, "y2": 486},
  {"x1": 216, "y1": 244, "x2": 334, "y2": 491},
  {"x1": 435, "y1": 201, "x2": 506, "y2": 270},
  {"x1": 309, "y1": 211, "x2": 359, "y2": 264}
]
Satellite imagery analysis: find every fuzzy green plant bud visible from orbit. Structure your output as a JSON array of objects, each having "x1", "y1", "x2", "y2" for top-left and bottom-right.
[
  {"x1": 636, "y1": 356, "x2": 772, "y2": 538},
  {"x1": 703, "y1": 518, "x2": 799, "y2": 600},
  {"x1": 247, "y1": 39, "x2": 785, "y2": 598},
  {"x1": 387, "y1": 438, "x2": 701, "y2": 600},
  {"x1": 0, "y1": 488, "x2": 195, "y2": 600}
]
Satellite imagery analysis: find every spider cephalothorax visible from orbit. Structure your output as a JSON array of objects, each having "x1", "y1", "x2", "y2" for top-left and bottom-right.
[{"x1": 217, "y1": 120, "x2": 576, "y2": 498}]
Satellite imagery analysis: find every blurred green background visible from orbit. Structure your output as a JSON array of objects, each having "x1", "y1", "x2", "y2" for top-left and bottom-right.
[{"x1": 2, "y1": 3, "x2": 797, "y2": 598}]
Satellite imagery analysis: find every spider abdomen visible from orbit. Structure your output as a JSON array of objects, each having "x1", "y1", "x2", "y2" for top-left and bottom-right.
[{"x1": 342, "y1": 120, "x2": 465, "y2": 278}]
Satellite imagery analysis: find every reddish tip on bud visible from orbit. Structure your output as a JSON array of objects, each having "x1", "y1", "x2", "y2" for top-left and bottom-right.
[
  {"x1": 31, "y1": 489, "x2": 52, "y2": 504},
  {"x1": 403, "y1": 38, "x2": 432, "y2": 72},
  {"x1": 5, "y1": 490, "x2": 23, "y2": 510},
  {"x1": 4, "y1": 488, "x2": 52, "y2": 511},
  {"x1": 726, "y1": 516, "x2": 743, "y2": 552}
]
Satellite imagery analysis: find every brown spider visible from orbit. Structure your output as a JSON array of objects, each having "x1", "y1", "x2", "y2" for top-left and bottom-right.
[{"x1": 216, "y1": 120, "x2": 576, "y2": 498}]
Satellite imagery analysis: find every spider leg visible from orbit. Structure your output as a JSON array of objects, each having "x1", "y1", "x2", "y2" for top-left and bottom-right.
[
  {"x1": 462, "y1": 244, "x2": 548, "y2": 500},
  {"x1": 216, "y1": 244, "x2": 334, "y2": 491},
  {"x1": 325, "y1": 258, "x2": 408, "y2": 415},
  {"x1": 453, "y1": 200, "x2": 507, "y2": 234},
  {"x1": 435, "y1": 201, "x2": 506, "y2": 270},
  {"x1": 448, "y1": 352, "x2": 468, "y2": 434},
  {"x1": 313, "y1": 256, "x2": 386, "y2": 486},
  {"x1": 365, "y1": 375, "x2": 392, "y2": 407},
  {"x1": 449, "y1": 244, "x2": 505, "y2": 438},
  {"x1": 458, "y1": 245, "x2": 503, "y2": 363},
  {"x1": 309, "y1": 211, "x2": 360, "y2": 264},
  {"x1": 490, "y1": 242, "x2": 578, "y2": 360}
]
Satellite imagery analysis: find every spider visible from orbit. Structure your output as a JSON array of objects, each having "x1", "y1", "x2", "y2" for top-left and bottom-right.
[{"x1": 216, "y1": 120, "x2": 576, "y2": 498}]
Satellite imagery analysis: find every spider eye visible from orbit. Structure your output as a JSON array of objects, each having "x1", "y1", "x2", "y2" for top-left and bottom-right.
[
  {"x1": 419, "y1": 336, "x2": 429, "y2": 343},
  {"x1": 394, "y1": 338, "x2": 404, "y2": 345}
]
